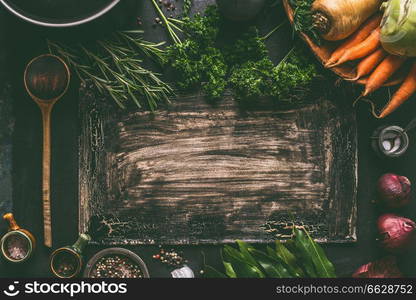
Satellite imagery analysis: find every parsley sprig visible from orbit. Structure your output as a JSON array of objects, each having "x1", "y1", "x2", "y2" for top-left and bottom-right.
[
  {"x1": 183, "y1": 0, "x2": 193, "y2": 16},
  {"x1": 164, "y1": 5, "x2": 318, "y2": 102}
]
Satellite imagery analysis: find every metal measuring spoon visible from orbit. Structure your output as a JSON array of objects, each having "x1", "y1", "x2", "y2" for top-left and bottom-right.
[
  {"x1": 24, "y1": 54, "x2": 70, "y2": 248},
  {"x1": 404, "y1": 117, "x2": 416, "y2": 134}
]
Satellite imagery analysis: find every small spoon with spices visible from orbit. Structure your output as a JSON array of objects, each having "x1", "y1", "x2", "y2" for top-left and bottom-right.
[
  {"x1": 0, "y1": 213, "x2": 36, "y2": 263},
  {"x1": 24, "y1": 54, "x2": 70, "y2": 248}
]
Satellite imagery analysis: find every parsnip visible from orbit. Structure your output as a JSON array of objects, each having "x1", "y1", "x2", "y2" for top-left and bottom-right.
[{"x1": 312, "y1": 0, "x2": 383, "y2": 41}]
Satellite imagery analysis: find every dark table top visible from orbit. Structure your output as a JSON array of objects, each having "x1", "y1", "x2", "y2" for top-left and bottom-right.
[{"x1": 1, "y1": 0, "x2": 416, "y2": 278}]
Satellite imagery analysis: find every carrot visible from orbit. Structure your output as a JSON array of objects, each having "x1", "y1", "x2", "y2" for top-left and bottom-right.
[
  {"x1": 347, "y1": 48, "x2": 387, "y2": 81},
  {"x1": 363, "y1": 55, "x2": 407, "y2": 97},
  {"x1": 327, "y1": 28, "x2": 381, "y2": 68},
  {"x1": 325, "y1": 14, "x2": 382, "y2": 67},
  {"x1": 378, "y1": 63, "x2": 416, "y2": 118}
]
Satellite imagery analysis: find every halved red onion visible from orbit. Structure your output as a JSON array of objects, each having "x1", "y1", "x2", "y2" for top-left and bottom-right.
[{"x1": 377, "y1": 214, "x2": 416, "y2": 253}]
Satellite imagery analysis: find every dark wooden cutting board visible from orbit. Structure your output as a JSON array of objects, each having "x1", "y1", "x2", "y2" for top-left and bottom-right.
[{"x1": 78, "y1": 84, "x2": 357, "y2": 245}]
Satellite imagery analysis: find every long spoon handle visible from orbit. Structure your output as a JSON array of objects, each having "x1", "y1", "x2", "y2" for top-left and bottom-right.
[
  {"x1": 404, "y1": 116, "x2": 416, "y2": 133},
  {"x1": 40, "y1": 105, "x2": 53, "y2": 248}
]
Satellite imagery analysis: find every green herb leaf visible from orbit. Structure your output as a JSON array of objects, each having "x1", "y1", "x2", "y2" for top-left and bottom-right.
[
  {"x1": 265, "y1": 246, "x2": 300, "y2": 278},
  {"x1": 293, "y1": 227, "x2": 336, "y2": 278},
  {"x1": 236, "y1": 240, "x2": 259, "y2": 267},
  {"x1": 203, "y1": 265, "x2": 228, "y2": 278},
  {"x1": 223, "y1": 245, "x2": 245, "y2": 260},
  {"x1": 183, "y1": 0, "x2": 193, "y2": 16},
  {"x1": 223, "y1": 261, "x2": 237, "y2": 278},
  {"x1": 273, "y1": 242, "x2": 304, "y2": 277},
  {"x1": 223, "y1": 27, "x2": 268, "y2": 66},
  {"x1": 229, "y1": 44, "x2": 318, "y2": 102},
  {"x1": 248, "y1": 249, "x2": 293, "y2": 278},
  {"x1": 288, "y1": 238, "x2": 317, "y2": 277},
  {"x1": 266, "y1": 246, "x2": 280, "y2": 260},
  {"x1": 223, "y1": 247, "x2": 265, "y2": 278},
  {"x1": 229, "y1": 58, "x2": 275, "y2": 100}
]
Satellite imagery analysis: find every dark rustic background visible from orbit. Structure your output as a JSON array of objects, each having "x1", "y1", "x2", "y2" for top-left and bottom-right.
[{"x1": 1, "y1": 0, "x2": 416, "y2": 277}]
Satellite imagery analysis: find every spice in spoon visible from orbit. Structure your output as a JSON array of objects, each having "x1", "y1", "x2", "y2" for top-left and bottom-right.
[
  {"x1": 52, "y1": 251, "x2": 80, "y2": 278},
  {"x1": 4, "y1": 235, "x2": 29, "y2": 261}
]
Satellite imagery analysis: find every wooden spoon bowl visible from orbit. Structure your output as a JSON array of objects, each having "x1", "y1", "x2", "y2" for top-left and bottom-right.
[{"x1": 282, "y1": 0, "x2": 404, "y2": 87}]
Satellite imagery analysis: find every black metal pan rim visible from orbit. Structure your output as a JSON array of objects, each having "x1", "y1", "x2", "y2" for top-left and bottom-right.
[{"x1": 0, "y1": 0, "x2": 121, "y2": 28}]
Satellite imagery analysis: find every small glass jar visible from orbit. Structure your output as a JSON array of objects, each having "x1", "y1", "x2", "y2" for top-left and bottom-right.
[{"x1": 371, "y1": 125, "x2": 409, "y2": 158}]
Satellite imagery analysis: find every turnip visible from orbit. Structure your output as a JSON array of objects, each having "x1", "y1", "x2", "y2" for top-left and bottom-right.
[{"x1": 312, "y1": 0, "x2": 382, "y2": 41}]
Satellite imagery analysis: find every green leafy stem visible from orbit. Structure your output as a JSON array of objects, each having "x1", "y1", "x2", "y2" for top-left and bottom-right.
[{"x1": 203, "y1": 226, "x2": 336, "y2": 278}]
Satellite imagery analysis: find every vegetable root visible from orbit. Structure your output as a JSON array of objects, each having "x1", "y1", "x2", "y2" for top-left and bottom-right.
[
  {"x1": 327, "y1": 28, "x2": 381, "y2": 68},
  {"x1": 325, "y1": 15, "x2": 382, "y2": 67},
  {"x1": 312, "y1": 0, "x2": 382, "y2": 41},
  {"x1": 363, "y1": 55, "x2": 407, "y2": 97},
  {"x1": 378, "y1": 62, "x2": 416, "y2": 118},
  {"x1": 347, "y1": 48, "x2": 387, "y2": 81}
]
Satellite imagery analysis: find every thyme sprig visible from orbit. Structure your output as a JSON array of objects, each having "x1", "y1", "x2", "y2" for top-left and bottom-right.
[{"x1": 48, "y1": 30, "x2": 173, "y2": 110}]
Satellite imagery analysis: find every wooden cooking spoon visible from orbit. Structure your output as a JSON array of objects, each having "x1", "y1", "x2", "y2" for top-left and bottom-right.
[{"x1": 24, "y1": 54, "x2": 70, "y2": 248}]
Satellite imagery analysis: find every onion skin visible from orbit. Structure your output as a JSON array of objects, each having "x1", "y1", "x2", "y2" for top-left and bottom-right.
[
  {"x1": 377, "y1": 214, "x2": 416, "y2": 253},
  {"x1": 352, "y1": 256, "x2": 403, "y2": 278},
  {"x1": 377, "y1": 173, "x2": 411, "y2": 208},
  {"x1": 312, "y1": 0, "x2": 382, "y2": 41}
]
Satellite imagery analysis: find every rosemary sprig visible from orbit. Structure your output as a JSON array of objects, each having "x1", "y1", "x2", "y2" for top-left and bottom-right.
[{"x1": 48, "y1": 30, "x2": 173, "y2": 110}]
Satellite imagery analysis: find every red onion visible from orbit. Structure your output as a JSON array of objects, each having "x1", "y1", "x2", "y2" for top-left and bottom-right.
[
  {"x1": 352, "y1": 256, "x2": 403, "y2": 278},
  {"x1": 377, "y1": 214, "x2": 416, "y2": 253},
  {"x1": 377, "y1": 173, "x2": 411, "y2": 208}
]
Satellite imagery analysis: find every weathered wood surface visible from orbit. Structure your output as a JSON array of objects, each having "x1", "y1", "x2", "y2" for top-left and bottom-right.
[{"x1": 79, "y1": 87, "x2": 357, "y2": 245}]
